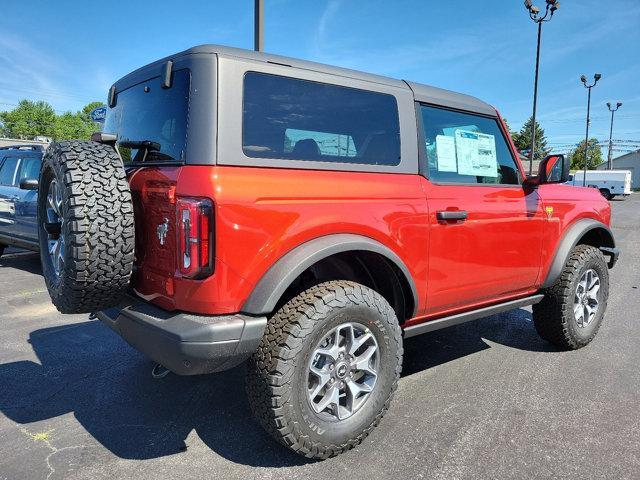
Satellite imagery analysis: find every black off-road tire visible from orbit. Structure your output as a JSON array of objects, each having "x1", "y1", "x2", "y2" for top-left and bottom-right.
[
  {"x1": 533, "y1": 245, "x2": 609, "y2": 350},
  {"x1": 38, "y1": 141, "x2": 135, "y2": 313},
  {"x1": 246, "y1": 280, "x2": 403, "y2": 459}
]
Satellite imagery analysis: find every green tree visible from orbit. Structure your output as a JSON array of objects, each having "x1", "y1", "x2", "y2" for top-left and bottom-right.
[
  {"x1": 501, "y1": 117, "x2": 519, "y2": 145},
  {"x1": 569, "y1": 138, "x2": 603, "y2": 170},
  {"x1": 0, "y1": 100, "x2": 105, "y2": 141},
  {"x1": 52, "y1": 101, "x2": 105, "y2": 140},
  {"x1": 52, "y1": 111, "x2": 93, "y2": 140},
  {"x1": 512, "y1": 115, "x2": 549, "y2": 160},
  {"x1": 52, "y1": 102, "x2": 105, "y2": 140},
  {"x1": 0, "y1": 100, "x2": 56, "y2": 139}
]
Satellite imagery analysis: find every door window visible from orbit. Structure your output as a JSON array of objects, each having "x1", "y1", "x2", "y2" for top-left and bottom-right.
[
  {"x1": 17, "y1": 157, "x2": 41, "y2": 182},
  {"x1": 419, "y1": 105, "x2": 521, "y2": 185},
  {"x1": 0, "y1": 157, "x2": 19, "y2": 185}
]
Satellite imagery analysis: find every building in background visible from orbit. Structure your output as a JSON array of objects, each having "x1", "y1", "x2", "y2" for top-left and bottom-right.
[{"x1": 596, "y1": 150, "x2": 640, "y2": 189}]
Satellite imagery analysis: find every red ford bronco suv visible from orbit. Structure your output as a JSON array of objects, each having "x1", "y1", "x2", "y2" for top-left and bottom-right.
[{"x1": 38, "y1": 45, "x2": 619, "y2": 459}]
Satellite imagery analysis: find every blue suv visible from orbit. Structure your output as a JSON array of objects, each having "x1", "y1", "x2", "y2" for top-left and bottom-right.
[{"x1": 0, "y1": 145, "x2": 43, "y2": 257}]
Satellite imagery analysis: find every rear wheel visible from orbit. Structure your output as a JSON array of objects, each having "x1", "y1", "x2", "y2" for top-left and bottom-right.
[
  {"x1": 246, "y1": 280, "x2": 403, "y2": 459},
  {"x1": 533, "y1": 245, "x2": 609, "y2": 349},
  {"x1": 38, "y1": 141, "x2": 135, "y2": 313}
]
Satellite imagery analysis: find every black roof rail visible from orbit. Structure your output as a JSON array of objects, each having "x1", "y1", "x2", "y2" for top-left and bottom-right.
[{"x1": 0, "y1": 144, "x2": 46, "y2": 152}]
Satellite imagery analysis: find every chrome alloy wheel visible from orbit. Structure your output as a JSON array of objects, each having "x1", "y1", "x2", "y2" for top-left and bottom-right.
[
  {"x1": 307, "y1": 322, "x2": 379, "y2": 421},
  {"x1": 574, "y1": 269, "x2": 600, "y2": 328},
  {"x1": 45, "y1": 178, "x2": 64, "y2": 276}
]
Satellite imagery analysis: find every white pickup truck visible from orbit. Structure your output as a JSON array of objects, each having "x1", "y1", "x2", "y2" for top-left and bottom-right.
[{"x1": 567, "y1": 170, "x2": 632, "y2": 200}]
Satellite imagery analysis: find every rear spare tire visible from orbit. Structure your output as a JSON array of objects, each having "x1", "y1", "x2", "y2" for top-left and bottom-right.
[{"x1": 38, "y1": 141, "x2": 135, "y2": 313}]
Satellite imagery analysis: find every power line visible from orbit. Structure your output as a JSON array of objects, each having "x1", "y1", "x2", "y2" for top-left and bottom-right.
[
  {"x1": 511, "y1": 113, "x2": 639, "y2": 123},
  {"x1": 0, "y1": 100, "x2": 77, "y2": 114},
  {"x1": 0, "y1": 83, "x2": 98, "y2": 103}
]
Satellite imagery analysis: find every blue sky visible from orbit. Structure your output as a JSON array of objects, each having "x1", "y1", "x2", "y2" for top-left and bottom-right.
[{"x1": 1, "y1": 0, "x2": 638, "y2": 157}]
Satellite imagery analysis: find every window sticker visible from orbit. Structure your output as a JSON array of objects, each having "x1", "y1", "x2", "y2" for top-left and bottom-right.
[
  {"x1": 435, "y1": 135, "x2": 457, "y2": 172},
  {"x1": 455, "y1": 130, "x2": 498, "y2": 177}
]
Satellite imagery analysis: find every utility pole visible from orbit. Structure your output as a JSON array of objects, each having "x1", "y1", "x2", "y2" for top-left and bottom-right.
[
  {"x1": 606, "y1": 102, "x2": 622, "y2": 170},
  {"x1": 524, "y1": 0, "x2": 560, "y2": 176},
  {"x1": 580, "y1": 74, "x2": 601, "y2": 186},
  {"x1": 254, "y1": 0, "x2": 264, "y2": 52}
]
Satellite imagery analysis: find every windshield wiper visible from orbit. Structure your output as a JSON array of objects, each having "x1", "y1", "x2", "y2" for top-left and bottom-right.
[
  {"x1": 118, "y1": 139, "x2": 170, "y2": 162},
  {"x1": 144, "y1": 150, "x2": 177, "y2": 162},
  {"x1": 119, "y1": 140, "x2": 161, "y2": 152}
]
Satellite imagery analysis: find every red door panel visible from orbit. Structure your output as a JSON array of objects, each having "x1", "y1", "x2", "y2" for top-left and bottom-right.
[{"x1": 423, "y1": 179, "x2": 544, "y2": 315}]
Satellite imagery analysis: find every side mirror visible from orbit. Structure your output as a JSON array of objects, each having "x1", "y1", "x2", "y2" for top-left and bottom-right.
[
  {"x1": 538, "y1": 154, "x2": 569, "y2": 184},
  {"x1": 19, "y1": 178, "x2": 39, "y2": 190}
]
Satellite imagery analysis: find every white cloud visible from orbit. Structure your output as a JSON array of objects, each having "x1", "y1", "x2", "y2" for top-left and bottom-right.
[{"x1": 0, "y1": 32, "x2": 101, "y2": 112}]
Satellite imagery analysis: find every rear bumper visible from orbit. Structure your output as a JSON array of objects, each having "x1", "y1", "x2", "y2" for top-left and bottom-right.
[{"x1": 96, "y1": 296, "x2": 267, "y2": 375}]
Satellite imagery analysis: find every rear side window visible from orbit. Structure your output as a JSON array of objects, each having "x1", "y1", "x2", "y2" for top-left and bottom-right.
[
  {"x1": 420, "y1": 105, "x2": 521, "y2": 185},
  {"x1": 242, "y1": 72, "x2": 401, "y2": 166},
  {"x1": 0, "y1": 157, "x2": 19, "y2": 185}
]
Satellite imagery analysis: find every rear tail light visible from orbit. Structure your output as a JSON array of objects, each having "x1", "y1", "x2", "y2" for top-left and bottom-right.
[{"x1": 176, "y1": 197, "x2": 214, "y2": 279}]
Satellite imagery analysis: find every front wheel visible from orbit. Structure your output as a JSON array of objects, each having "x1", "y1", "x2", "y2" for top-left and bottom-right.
[
  {"x1": 246, "y1": 280, "x2": 403, "y2": 459},
  {"x1": 533, "y1": 245, "x2": 609, "y2": 349}
]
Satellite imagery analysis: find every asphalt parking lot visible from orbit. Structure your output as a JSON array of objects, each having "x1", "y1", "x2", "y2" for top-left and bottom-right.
[{"x1": 1, "y1": 195, "x2": 638, "y2": 480}]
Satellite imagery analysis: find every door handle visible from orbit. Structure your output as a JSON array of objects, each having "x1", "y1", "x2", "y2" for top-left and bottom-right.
[{"x1": 436, "y1": 210, "x2": 468, "y2": 221}]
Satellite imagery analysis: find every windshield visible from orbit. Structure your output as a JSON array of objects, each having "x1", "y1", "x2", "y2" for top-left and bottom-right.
[{"x1": 104, "y1": 69, "x2": 190, "y2": 163}]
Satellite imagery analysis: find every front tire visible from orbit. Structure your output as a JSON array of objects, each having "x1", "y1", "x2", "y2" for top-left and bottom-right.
[
  {"x1": 533, "y1": 245, "x2": 609, "y2": 350},
  {"x1": 246, "y1": 280, "x2": 403, "y2": 459}
]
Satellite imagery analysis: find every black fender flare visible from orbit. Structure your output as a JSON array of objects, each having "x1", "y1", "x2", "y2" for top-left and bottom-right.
[
  {"x1": 241, "y1": 234, "x2": 419, "y2": 316},
  {"x1": 542, "y1": 218, "x2": 616, "y2": 288}
]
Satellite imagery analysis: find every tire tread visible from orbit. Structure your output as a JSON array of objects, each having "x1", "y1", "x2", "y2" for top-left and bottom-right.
[
  {"x1": 246, "y1": 280, "x2": 403, "y2": 459},
  {"x1": 533, "y1": 244, "x2": 609, "y2": 349},
  {"x1": 39, "y1": 141, "x2": 134, "y2": 313}
]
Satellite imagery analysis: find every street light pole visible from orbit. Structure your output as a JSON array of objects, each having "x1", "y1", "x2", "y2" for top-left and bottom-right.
[
  {"x1": 524, "y1": 0, "x2": 560, "y2": 176},
  {"x1": 580, "y1": 74, "x2": 601, "y2": 186},
  {"x1": 606, "y1": 101, "x2": 622, "y2": 170},
  {"x1": 254, "y1": 0, "x2": 264, "y2": 52}
]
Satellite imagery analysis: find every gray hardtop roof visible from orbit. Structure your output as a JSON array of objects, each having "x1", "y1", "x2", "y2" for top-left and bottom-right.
[{"x1": 114, "y1": 44, "x2": 496, "y2": 116}]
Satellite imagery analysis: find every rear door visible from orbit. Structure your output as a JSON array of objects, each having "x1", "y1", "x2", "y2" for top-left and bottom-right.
[
  {"x1": 418, "y1": 104, "x2": 545, "y2": 315},
  {"x1": 103, "y1": 68, "x2": 192, "y2": 310},
  {"x1": 0, "y1": 155, "x2": 21, "y2": 236}
]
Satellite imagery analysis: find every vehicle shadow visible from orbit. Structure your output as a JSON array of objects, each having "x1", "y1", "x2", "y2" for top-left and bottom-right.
[
  {"x1": 0, "y1": 308, "x2": 557, "y2": 467},
  {"x1": 403, "y1": 307, "x2": 558, "y2": 376},
  {"x1": 0, "y1": 249, "x2": 41, "y2": 275}
]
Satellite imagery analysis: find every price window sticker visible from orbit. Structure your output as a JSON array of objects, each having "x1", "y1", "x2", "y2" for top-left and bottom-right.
[{"x1": 454, "y1": 130, "x2": 498, "y2": 178}]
